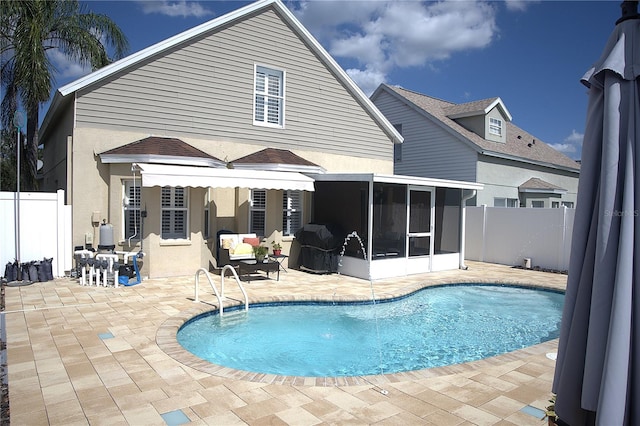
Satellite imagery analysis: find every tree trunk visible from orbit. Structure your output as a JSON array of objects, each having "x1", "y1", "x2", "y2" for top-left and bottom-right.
[{"x1": 25, "y1": 106, "x2": 39, "y2": 190}]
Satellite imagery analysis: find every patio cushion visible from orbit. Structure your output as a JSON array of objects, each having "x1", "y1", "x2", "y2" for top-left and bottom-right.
[
  {"x1": 243, "y1": 237, "x2": 260, "y2": 247},
  {"x1": 233, "y1": 243, "x2": 254, "y2": 255}
]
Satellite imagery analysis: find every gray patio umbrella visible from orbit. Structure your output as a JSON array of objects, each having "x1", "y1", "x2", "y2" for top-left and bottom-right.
[{"x1": 552, "y1": 2, "x2": 639, "y2": 425}]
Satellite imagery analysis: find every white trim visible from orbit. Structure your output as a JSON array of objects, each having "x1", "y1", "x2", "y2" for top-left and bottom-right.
[
  {"x1": 311, "y1": 173, "x2": 484, "y2": 191},
  {"x1": 231, "y1": 162, "x2": 326, "y2": 174},
  {"x1": 100, "y1": 154, "x2": 225, "y2": 168}
]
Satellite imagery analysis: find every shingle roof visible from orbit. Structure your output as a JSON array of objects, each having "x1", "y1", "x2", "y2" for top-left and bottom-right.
[
  {"x1": 100, "y1": 136, "x2": 223, "y2": 161},
  {"x1": 519, "y1": 177, "x2": 567, "y2": 191},
  {"x1": 232, "y1": 148, "x2": 319, "y2": 167},
  {"x1": 381, "y1": 85, "x2": 580, "y2": 172},
  {"x1": 231, "y1": 148, "x2": 326, "y2": 173}
]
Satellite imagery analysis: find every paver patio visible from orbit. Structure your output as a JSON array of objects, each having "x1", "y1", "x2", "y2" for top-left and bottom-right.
[{"x1": 4, "y1": 261, "x2": 566, "y2": 425}]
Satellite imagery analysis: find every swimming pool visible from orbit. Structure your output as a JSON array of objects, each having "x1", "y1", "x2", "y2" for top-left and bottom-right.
[{"x1": 177, "y1": 284, "x2": 564, "y2": 377}]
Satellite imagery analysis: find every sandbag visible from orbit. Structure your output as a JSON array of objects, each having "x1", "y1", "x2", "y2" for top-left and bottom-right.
[
  {"x1": 41, "y1": 257, "x2": 54, "y2": 281},
  {"x1": 4, "y1": 262, "x2": 16, "y2": 282},
  {"x1": 28, "y1": 262, "x2": 39, "y2": 282}
]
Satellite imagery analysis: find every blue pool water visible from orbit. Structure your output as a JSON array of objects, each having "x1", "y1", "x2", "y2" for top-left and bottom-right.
[{"x1": 177, "y1": 284, "x2": 564, "y2": 377}]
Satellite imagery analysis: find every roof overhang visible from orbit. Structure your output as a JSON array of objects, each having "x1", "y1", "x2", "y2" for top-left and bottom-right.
[
  {"x1": 101, "y1": 154, "x2": 225, "y2": 168},
  {"x1": 133, "y1": 163, "x2": 315, "y2": 191},
  {"x1": 231, "y1": 162, "x2": 326, "y2": 174},
  {"x1": 310, "y1": 173, "x2": 484, "y2": 191},
  {"x1": 518, "y1": 187, "x2": 567, "y2": 194}
]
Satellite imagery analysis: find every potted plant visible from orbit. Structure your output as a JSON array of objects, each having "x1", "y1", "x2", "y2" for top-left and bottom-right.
[
  {"x1": 271, "y1": 241, "x2": 282, "y2": 256},
  {"x1": 253, "y1": 245, "x2": 269, "y2": 262}
]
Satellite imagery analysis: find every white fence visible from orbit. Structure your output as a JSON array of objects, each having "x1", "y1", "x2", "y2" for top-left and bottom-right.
[
  {"x1": 465, "y1": 206, "x2": 575, "y2": 271},
  {"x1": 1, "y1": 190, "x2": 72, "y2": 278}
]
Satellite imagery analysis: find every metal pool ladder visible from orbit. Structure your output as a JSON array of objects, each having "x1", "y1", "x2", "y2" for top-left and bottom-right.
[{"x1": 194, "y1": 266, "x2": 248, "y2": 316}]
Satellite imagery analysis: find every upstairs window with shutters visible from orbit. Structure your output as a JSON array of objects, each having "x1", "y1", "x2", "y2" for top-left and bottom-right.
[
  {"x1": 254, "y1": 65, "x2": 285, "y2": 127},
  {"x1": 162, "y1": 187, "x2": 188, "y2": 239},
  {"x1": 283, "y1": 190, "x2": 303, "y2": 236}
]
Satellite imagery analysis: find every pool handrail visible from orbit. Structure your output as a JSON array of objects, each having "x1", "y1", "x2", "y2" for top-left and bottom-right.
[{"x1": 194, "y1": 267, "x2": 248, "y2": 316}]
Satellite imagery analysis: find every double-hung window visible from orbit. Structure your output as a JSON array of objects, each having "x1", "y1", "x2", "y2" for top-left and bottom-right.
[
  {"x1": 123, "y1": 180, "x2": 141, "y2": 240},
  {"x1": 250, "y1": 189, "x2": 266, "y2": 236},
  {"x1": 282, "y1": 190, "x2": 303, "y2": 236},
  {"x1": 489, "y1": 117, "x2": 502, "y2": 136},
  {"x1": 162, "y1": 187, "x2": 188, "y2": 239},
  {"x1": 254, "y1": 65, "x2": 284, "y2": 127},
  {"x1": 494, "y1": 197, "x2": 518, "y2": 208}
]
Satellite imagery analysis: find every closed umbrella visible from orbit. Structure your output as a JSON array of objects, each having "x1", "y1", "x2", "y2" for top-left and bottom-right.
[{"x1": 552, "y1": 1, "x2": 639, "y2": 425}]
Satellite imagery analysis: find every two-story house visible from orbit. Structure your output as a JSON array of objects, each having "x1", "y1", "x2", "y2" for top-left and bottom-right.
[
  {"x1": 371, "y1": 84, "x2": 580, "y2": 208},
  {"x1": 38, "y1": 0, "x2": 481, "y2": 280}
]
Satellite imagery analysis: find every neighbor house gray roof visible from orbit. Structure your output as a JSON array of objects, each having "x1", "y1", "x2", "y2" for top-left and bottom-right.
[
  {"x1": 99, "y1": 136, "x2": 225, "y2": 167},
  {"x1": 519, "y1": 177, "x2": 567, "y2": 193},
  {"x1": 40, "y1": 0, "x2": 402, "y2": 146},
  {"x1": 377, "y1": 84, "x2": 580, "y2": 172}
]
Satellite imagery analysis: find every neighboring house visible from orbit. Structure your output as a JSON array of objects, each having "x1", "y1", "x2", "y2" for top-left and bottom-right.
[
  {"x1": 38, "y1": 0, "x2": 480, "y2": 280},
  {"x1": 371, "y1": 84, "x2": 581, "y2": 208}
]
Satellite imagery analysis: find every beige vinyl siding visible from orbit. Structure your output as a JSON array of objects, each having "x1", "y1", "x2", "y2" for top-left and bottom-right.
[
  {"x1": 74, "y1": 8, "x2": 392, "y2": 160},
  {"x1": 373, "y1": 91, "x2": 477, "y2": 182}
]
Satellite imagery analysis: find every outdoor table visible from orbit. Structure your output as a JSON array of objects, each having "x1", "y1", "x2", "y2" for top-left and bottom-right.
[
  {"x1": 239, "y1": 259, "x2": 280, "y2": 282},
  {"x1": 268, "y1": 254, "x2": 289, "y2": 273}
]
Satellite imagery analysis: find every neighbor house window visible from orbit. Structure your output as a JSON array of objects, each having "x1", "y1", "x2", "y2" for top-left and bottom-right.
[
  {"x1": 552, "y1": 201, "x2": 560, "y2": 208},
  {"x1": 254, "y1": 65, "x2": 284, "y2": 127},
  {"x1": 393, "y1": 124, "x2": 403, "y2": 162},
  {"x1": 123, "y1": 180, "x2": 141, "y2": 239},
  {"x1": 531, "y1": 200, "x2": 545, "y2": 208},
  {"x1": 250, "y1": 189, "x2": 266, "y2": 236},
  {"x1": 283, "y1": 190, "x2": 302, "y2": 236},
  {"x1": 489, "y1": 117, "x2": 502, "y2": 136},
  {"x1": 494, "y1": 197, "x2": 518, "y2": 208},
  {"x1": 162, "y1": 187, "x2": 188, "y2": 239},
  {"x1": 561, "y1": 201, "x2": 574, "y2": 208}
]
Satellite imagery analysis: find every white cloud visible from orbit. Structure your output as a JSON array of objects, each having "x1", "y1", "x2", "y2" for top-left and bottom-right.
[
  {"x1": 345, "y1": 68, "x2": 387, "y2": 96},
  {"x1": 549, "y1": 143, "x2": 576, "y2": 154},
  {"x1": 504, "y1": 0, "x2": 539, "y2": 12},
  {"x1": 48, "y1": 49, "x2": 92, "y2": 80},
  {"x1": 138, "y1": 1, "x2": 214, "y2": 18},
  {"x1": 550, "y1": 129, "x2": 584, "y2": 157},
  {"x1": 292, "y1": 0, "x2": 497, "y2": 94}
]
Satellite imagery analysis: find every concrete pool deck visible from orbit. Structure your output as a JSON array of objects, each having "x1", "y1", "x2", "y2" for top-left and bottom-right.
[{"x1": 4, "y1": 261, "x2": 566, "y2": 425}]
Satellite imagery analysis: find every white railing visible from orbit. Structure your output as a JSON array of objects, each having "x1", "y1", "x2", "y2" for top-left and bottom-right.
[{"x1": 194, "y1": 266, "x2": 248, "y2": 316}]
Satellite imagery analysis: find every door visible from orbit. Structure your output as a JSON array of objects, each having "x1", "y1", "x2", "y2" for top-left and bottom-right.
[{"x1": 406, "y1": 187, "x2": 434, "y2": 273}]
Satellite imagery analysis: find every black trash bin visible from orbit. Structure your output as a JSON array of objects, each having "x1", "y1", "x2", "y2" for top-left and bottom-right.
[{"x1": 295, "y1": 224, "x2": 343, "y2": 273}]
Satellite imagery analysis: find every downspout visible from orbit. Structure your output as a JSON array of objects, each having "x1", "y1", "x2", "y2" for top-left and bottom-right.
[{"x1": 459, "y1": 189, "x2": 476, "y2": 270}]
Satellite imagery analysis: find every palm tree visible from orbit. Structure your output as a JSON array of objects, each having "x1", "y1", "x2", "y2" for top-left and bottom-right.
[{"x1": 0, "y1": 0, "x2": 128, "y2": 190}]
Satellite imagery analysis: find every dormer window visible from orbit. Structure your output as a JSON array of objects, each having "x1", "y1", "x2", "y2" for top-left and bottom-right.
[
  {"x1": 489, "y1": 117, "x2": 502, "y2": 136},
  {"x1": 254, "y1": 65, "x2": 285, "y2": 127}
]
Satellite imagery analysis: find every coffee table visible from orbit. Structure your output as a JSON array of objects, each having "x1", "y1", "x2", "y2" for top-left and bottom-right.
[{"x1": 239, "y1": 259, "x2": 280, "y2": 282}]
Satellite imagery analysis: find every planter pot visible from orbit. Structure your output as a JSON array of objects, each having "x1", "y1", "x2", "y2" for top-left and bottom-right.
[{"x1": 273, "y1": 249, "x2": 282, "y2": 256}]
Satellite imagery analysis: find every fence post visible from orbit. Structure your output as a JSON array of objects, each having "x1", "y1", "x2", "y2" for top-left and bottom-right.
[{"x1": 480, "y1": 204, "x2": 487, "y2": 262}]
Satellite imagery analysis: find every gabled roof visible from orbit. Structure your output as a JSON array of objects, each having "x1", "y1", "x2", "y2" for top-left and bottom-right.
[
  {"x1": 372, "y1": 84, "x2": 580, "y2": 172},
  {"x1": 99, "y1": 136, "x2": 225, "y2": 167},
  {"x1": 519, "y1": 177, "x2": 567, "y2": 194},
  {"x1": 444, "y1": 97, "x2": 512, "y2": 121},
  {"x1": 40, "y1": 0, "x2": 402, "y2": 145},
  {"x1": 231, "y1": 148, "x2": 326, "y2": 174}
]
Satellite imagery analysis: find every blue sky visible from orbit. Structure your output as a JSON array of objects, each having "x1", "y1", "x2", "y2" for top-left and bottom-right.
[{"x1": 48, "y1": 0, "x2": 622, "y2": 160}]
